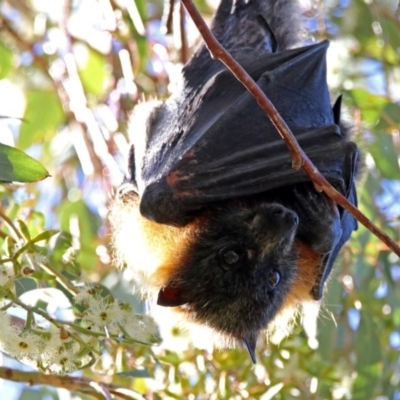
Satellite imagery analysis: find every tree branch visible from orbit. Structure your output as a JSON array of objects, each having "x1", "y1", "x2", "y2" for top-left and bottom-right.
[
  {"x1": 180, "y1": 2, "x2": 189, "y2": 64},
  {"x1": 0, "y1": 207, "x2": 23, "y2": 242},
  {"x1": 163, "y1": 0, "x2": 176, "y2": 34},
  {"x1": 180, "y1": 0, "x2": 400, "y2": 257},
  {"x1": 0, "y1": 367, "x2": 145, "y2": 400}
]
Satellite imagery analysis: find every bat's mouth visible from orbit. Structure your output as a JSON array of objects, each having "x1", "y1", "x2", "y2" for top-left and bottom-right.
[{"x1": 157, "y1": 285, "x2": 188, "y2": 307}]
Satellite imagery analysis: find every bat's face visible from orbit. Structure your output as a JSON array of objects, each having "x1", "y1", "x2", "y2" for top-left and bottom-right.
[
  {"x1": 110, "y1": 191, "x2": 320, "y2": 361},
  {"x1": 156, "y1": 201, "x2": 299, "y2": 357}
]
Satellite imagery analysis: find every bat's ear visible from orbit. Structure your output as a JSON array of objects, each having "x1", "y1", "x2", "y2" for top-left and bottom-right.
[
  {"x1": 310, "y1": 254, "x2": 331, "y2": 300},
  {"x1": 257, "y1": 15, "x2": 278, "y2": 52},
  {"x1": 157, "y1": 285, "x2": 188, "y2": 307},
  {"x1": 117, "y1": 182, "x2": 138, "y2": 199},
  {"x1": 332, "y1": 95, "x2": 342, "y2": 125}
]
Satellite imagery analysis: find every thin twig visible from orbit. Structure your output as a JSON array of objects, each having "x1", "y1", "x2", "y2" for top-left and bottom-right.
[
  {"x1": 180, "y1": 0, "x2": 400, "y2": 257},
  {"x1": 89, "y1": 381, "x2": 113, "y2": 400},
  {"x1": 180, "y1": 2, "x2": 189, "y2": 64},
  {"x1": 9, "y1": 297, "x2": 102, "y2": 356},
  {"x1": 40, "y1": 262, "x2": 79, "y2": 295},
  {"x1": 10, "y1": 296, "x2": 150, "y2": 347},
  {"x1": 0, "y1": 219, "x2": 78, "y2": 294},
  {"x1": 163, "y1": 0, "x2": 176, "y2": 34},
  {"x1": 0, "y1": 208, "x2": 23, "y2": 241}
]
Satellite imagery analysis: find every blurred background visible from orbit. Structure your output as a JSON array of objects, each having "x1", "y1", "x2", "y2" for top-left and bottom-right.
[{"x1": 0, "y1": 0, "x2": 400, "y2": 398}]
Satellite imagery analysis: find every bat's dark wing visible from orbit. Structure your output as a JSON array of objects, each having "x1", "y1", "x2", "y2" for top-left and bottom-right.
[{"x1": 133, "y1": 41, "x2": 357, "y2": 219}]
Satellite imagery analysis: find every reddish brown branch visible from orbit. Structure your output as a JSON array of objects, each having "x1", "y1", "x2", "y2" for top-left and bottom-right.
[
  {"x1": 180, "y1": 2, "x2": 189, "y2": 64},
  {"x1": 180, "y1": 0, "x2": 400, "y2": 257},
  {"x1": 163, "y1": 0, "x2": 176, "y2": 34}
]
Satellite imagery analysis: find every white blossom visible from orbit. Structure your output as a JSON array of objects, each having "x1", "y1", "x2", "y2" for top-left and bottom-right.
[
  {"x1": 43, "y1": 347, "x2": 89, "y2": 374},
  {"x1": 0, "y1": 311, "x2": 12, "y2": 334},
  {"x1": 0, "y1": 262, "x2": 16, "y2": 286},
  {"x1": 81, "y1": 297, "x2": 126, "y2": 331},
  {"x1": 0, "y1": 312, "x2": 42, "y2": 363},
  {"x1": 74, "y1": 286, "x2": 98, "y2": 305},
  {"x1": 41, "y1": 325, "x2": 72, "y2": 354},
  {"x1": 123, "y1": 313, "x2": 160, "y2": 344},
  {"x1": 3, "y1": 329, "x2": 45, "y2": 361},
  {"x1": 62, "y1": 247, "x2": 78, "y2": 264}
]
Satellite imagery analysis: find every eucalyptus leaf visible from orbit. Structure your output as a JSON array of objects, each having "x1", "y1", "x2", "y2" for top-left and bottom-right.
[
  {"x1": 30, "y1": 271, "x2": 57, "y2": 281},
  {"x1": 18, "y1": 90, "x2": 64, "y2": 149},
  {"x1": 31, "y1": 230, "x2": 59, "y2": 243},
  {"x1": 0, "y1": 41, "x2": 13, "y2": 79},
  {"x1": 117, "y1": 369, "x2": 152, "y2": 378},
  {"x1": 368, "y1": 132, "x2": 400, "y2": 179},
  {"x1": 17, "y1": 219, "x2": 31, "y2": 241},
  {"x1": 0, "y1": 143, "x2": 49, "y2": 183},
  {"x1": 14, "y1": 278, "x2": 37, "y2": 297},
  {"x1": 76, "y1": 45, "x2": 110, "y2": 96}
]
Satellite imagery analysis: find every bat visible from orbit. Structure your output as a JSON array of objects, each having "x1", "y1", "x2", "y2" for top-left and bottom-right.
[{"x1": 110, "y1": 0, "x2": 359, "y2": 363}]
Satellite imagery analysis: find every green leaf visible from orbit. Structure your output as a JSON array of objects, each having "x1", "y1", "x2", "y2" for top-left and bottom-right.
[
  {"x1": 368, "y1": 132, "x2": 400, "y2": 178},
  {"x1": 0, "y1": 143, "x2": 50, "y2": 183},
  {"x1": 348, "y1": 89, "x2": 387, "y2": 125},
  {"x1": 49, "y1": 231, "x2": 82, "y2": 279},
  {"x1": 31, "y1": 271, "x2": 57, "y2": 281},
  {"x1": 58, "y1": 199, "x2": 99, "y2": 271},
  {"x1": 17, "y1": 219, "x2": 31, "y2": 241},
  {"x1": 31, "y1": 245, "x2": 48, "y2": 257},
  {"x1": 18, "y1": 90, "x2": 64, "y2": 149},
  {"x1": 376, "y1": 102, "x2": 400, "y2": 132},
  {"x1": 0, "y1": 286, "x2": 9, "y2": 298},
  {"x1": 31, "y1": 229, "x2": 59, "y2": 244},
  {"x1": 14, "y1": 277, "x2": 37, "y2": 296},
  {"x1": 3, "y1": 236, "x2": 15, "y2": 257},
  {"x1": 52, "y1": 231, "x2": 73, "y2": 257},
  {"x1": 159, "y1": 351, "x2": 181, "y2": 366},
  {"x1": 393, "y1": 308, "x2": 400, "y2": 327},
  {"x1": 0, "y1": 41, "x2": 13, "y2": 79},
  {"x1": 356, "y1": 312, "x2": 382, "y2": 367},
  {"x1": 135, "y1": 35, "x2": 148, "y2": 74},
  {"x1": 353, "y1": 363, "x2": 381, "y2": 400},
  {"x1": 76, "y1": 45, "x2": 110, "y2": 96},
  {"x1": 117, "y1": 369, "x2": 152, "y2": 378}
]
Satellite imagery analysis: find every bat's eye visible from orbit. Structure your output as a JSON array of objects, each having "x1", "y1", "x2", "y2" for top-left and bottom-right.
[
  {"x1": 218, "y1": 246, "x2": 244, "y2": 270},
  {"x1": 267, "y1": 270, "x2": 281, "y2": 289}
]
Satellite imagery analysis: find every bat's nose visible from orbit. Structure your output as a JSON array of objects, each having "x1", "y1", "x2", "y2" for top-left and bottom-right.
[
  {"x1": 269, "y1": 204, "x2": 299, "y2": 228},
  {"x1": 288, "y1": 212, "x2": 299, "y2": 226}
]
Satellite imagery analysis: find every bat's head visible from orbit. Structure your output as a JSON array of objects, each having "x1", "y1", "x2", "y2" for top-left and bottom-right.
[{"x1": 156, "y1": 201, "x2": 299, "y2": 362}]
